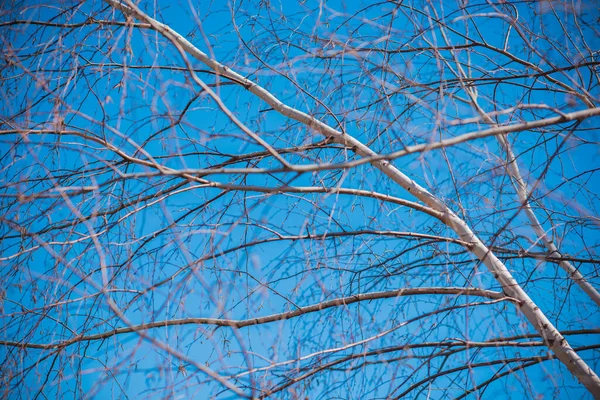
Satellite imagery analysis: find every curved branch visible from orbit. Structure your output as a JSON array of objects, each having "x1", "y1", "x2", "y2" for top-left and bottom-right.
[
  {"x1": 100, "y1": 1, "x2": 600, "y2": 395},
  {"x1": 0, "y1": 287, "x2": 510, "y2": 350}
]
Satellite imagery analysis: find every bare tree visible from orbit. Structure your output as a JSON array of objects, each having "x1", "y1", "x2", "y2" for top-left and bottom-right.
[{"x1": 1, "y1": 0, "x2": 599, "y2": 398}]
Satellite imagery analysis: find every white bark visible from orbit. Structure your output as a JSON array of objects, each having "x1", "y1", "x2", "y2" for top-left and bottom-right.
[
  {"x1": 455, "y1": 65, "x2": 600, "y2": 307},
  {"x1": 103, "y1": 0, "x2": 600, "y2": 396},
  {"x1": 498, "y1": 134, "x2": 600, "y2": 306}
]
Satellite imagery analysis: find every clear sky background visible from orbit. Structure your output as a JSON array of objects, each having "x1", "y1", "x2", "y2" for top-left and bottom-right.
[{"x1": 1, "y1": 0, "x2": 599, "y2": 399}]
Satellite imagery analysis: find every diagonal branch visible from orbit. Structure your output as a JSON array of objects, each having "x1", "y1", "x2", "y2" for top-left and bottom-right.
[{"x1": 101, "y1": 1, "x2": 600, "y2": 396}]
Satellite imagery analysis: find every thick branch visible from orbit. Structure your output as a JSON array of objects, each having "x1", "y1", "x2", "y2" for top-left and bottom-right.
[{"x1": 101, "y1": 1, "x2": 600, "y2": 395}]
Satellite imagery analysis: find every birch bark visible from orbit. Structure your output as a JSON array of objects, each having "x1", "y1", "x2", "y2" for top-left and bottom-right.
[{"x1": 103, "y1": 0, "x2": 600, "y2": 396}]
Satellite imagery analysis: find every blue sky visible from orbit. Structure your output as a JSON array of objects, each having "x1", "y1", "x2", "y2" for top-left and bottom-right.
[{"x1": 1, "y1": 0, "x2": 599, "y2": 399}]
